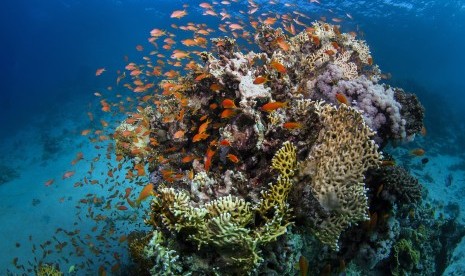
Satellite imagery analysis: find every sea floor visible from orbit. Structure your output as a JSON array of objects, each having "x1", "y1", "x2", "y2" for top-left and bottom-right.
[{"x1": 1, "y1": 98, "x2": 464, "y2": 274}]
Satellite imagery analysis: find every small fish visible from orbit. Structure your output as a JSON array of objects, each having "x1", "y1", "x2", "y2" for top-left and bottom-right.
[
  {"x1": 170, "y1": 10, "x2": 187, "y2": 19},
  {"x1": 253, "y1": 76, "x2": 268, "y2": 85},
  {"x1": 44, "y1": 179, "x2": 55, "y2": 187},
  {"x1": 124, "y1": 188, "x2": 132, "y2": 198},
  {"x1": 210, "y1": 83, "x2": 223, "y2": 92},
  {"x1": 381, "y1": 160, "x2": 396, "y2": 166},
  {"x1": 95, "y1": 68, "x2": 106, "y2": 76},
  {"x1": 182, "y1": 155, "x2": 196, "y2": 163},
  {"x1": 136, "y1": 183, "x2": 154, "y2": 205},
  {"x1": 222, "y1": 99, "x2": 237, "y2": 109},
  {"x1": 275, "y1": 37, "x2": 290, "y2": 51},
  {"x1": 204, "y1": 147, "x2": 216, "y2": 171},
  {"x1": 335, "y1": 93, "x2": 349, "y2": 105},
  {"x1": 283, "y1": 122, "x2": 302, "y2": 129},
  {"x1": 117, "y1": 205, "x2": 128, "y2": 211},
  {"x1": 227, "y1": 154, "x2": 240, "y2": 163},
  {"x1": 420, "y1": 126, "x2": 427, "y2": 136},
  {"x1": 421, "y1": 158, "x2": 429, "y2": 164},
  {"x1": 261, "y1": 101, "x2": 287, "y2": 112},
  {"x1": 193, "y1": 132, "x2": 209, "y2": 142},
  {"x1": 299, "y1": 255, "x2": 309, "y2": 276},
  {"x1": 81, "y1": 129, "x2": 91, "y2": 136},
  {"x1": 410, "y1": 148, "x2": 425, "y2": 156},
  {"x1": 220, "y1": 109, "x2": 237, "y2": 119},
  {"x1": 173, "y1": 130, "x2": 185, "y2": 139},
  {"x1": 198, "y1": 119, "x2": 211, "y2": 134},
  {"x1": 311, "y1": 35, "x2": 320, "y2": 47},
  {"x1": 220, "y1": 139, "x2": 231, "y2": 146},
  {"x1": 325, "y1": 49, "x2": 336, "y2": 56},
  {"x1": 62, "y1": 171, "x2": 75, "y2": 180},
  {"x1": 270, "y1": 60, "x2": 287, "y2": 73},
  {"x1": 229, "y1": 23, "x2": 243, "y2": 31},
  {"x1": 376, "y1": 184, "x2": 384, "y2": 197}
]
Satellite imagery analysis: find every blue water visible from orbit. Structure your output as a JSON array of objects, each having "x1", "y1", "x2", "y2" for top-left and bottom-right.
[{"x1": 1, "y1": 0, "x2": 464, "y2": 275}]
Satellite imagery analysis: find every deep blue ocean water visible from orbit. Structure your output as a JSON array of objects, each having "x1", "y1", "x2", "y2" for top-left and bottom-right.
[{"x1": 1, "y1": 0, "x2": 464, "y2": 275}]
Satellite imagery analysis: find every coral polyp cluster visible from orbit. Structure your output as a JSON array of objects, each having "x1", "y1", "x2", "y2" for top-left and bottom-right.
[{"x1": 115, "y1": 21, "x2": 425, "y2": 275}]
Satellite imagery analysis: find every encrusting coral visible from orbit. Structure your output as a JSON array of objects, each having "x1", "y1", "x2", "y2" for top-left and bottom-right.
[{"x1": 115, "y1": 21, "x2": 426, "y2": 275}]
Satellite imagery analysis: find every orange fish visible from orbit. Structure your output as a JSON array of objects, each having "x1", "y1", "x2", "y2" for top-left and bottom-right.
[
  {"x1": 261, "y1": 101, "x2": 287, "y2": 112},
  {"x1": 193, "y1": 132, "x2": 209, "y2": 142},
  {"x1": 95, "y1": 68, "x2": 106, "y2": 76},
  {"x1": 283, "y1": 122, "x2": 302, "y2": 129},
  {"x1": 335, "y1": 93, "x2": 349, "y2": 105},
  {"x1": 124, "y1": 188, "x2": 132, "y2": 198},
  {"x1": 220, "y1": 109, "x2": 237, "y2": 119},
  {"x1": 270, "y1": 60, "x2": 287, "y2": 73},
  {"x1": 170, "y1": 10, "x2": 187, "y2": 19},
  {"x1": 117, "y1": 205, "x2": 128, "y2": 211},
  {"x1": 325, "y1": 49, "x2": 336, "y2": 56},
  {"x1": 229, "y1": 23, "x2": 243, "y2": 31},
  {"x1": 311, "y1": 35, "x2": 320, "y2": 47},
  {"x1": 420, "y1": 126, "x2": 427, "y2": 136},
  {"x1": 44, "y1": 179, "x2": 55, "y2": 187},
  {"x1": 227, "y1": 153, "x2": 240, "y2": 163},
  {"x1": 275, "y1": 37, "x2": 290, "y2": 51},
  {"x1": 198, "y1": 119, "x2": 211, "y2": 134},
  {"x1": 204, "y1": 147, "x2": 216, "y2": 171},
  {"x1": 173, "y1": 130, "x2": 185, "y2": 139},
  {"x1": 253, "y1": 76, "x2": 268, "y2": 85},
  {"x1": 210, "y1": 83, "x2": 223, "y2": 92},
  {"x1": 410, "y1": 148, "x2": 425, "y2": 156},
  {"x1": 222, "y1": 99, "x2": 237, "y2": 109},
  {"x1": 381, "y1": 160, "x2": 396, "y2": 166},
  {"x1": 182, "y1": 155, "x2": 196, "y2": 163},
  {"x1": 171, "y1": 50, "x2": 190, "y2": 59},
  {"x1": 136, "y1": 183, "x2": 154, "y2": 205},
  {"x1": 220, "y1": 139, "x2": 231, "y2": 146},
  {"x1": 135, "y1": 45, "x2": 144, "y2": 51},
  {"x1": 62, "y1": 171, "x2": 75, "y2": 179},
  {"x1": 81, "y1": 129, "x2": 91, "y2": 136},
  {"x1": 299, "y1": 255, "x2": 309, "y2": 276}
]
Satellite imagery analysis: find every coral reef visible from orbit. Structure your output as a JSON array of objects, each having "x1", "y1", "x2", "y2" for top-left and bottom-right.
[{"x1": 115, "y1": 21, "x2": 431, "y2": 275}]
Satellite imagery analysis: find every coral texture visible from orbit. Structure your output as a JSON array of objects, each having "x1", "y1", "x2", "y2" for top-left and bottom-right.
[{"x1": 299, "y1": 103, "x2": 381, "y2": 250}]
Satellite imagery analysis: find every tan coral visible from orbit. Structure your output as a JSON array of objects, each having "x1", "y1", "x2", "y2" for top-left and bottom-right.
[{"x1": 300, "y1": 103, "x2": 381, "y2": 250}]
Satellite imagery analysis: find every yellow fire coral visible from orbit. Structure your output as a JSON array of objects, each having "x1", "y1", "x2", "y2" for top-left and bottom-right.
[{"x1": 300, "y1": 103, "x2": 381, "y2": 250}]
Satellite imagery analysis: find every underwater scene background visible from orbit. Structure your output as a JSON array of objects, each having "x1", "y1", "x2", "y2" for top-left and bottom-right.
[{"x1": 1, "y1": 0, "x2": 465, "y2": 275}]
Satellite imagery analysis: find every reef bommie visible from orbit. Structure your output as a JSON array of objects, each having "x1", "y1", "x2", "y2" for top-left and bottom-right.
[{"x1": 115, "y1": 22, "x2": 426, "y2": 275}]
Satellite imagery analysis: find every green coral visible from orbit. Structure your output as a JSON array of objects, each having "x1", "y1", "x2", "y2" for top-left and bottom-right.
[
  {"x1": 36, "y1": 264, "x2": 63, "y2": 276},
  {"x1": 393, "y1": 238, "x2": 420, "y2": 276}
]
